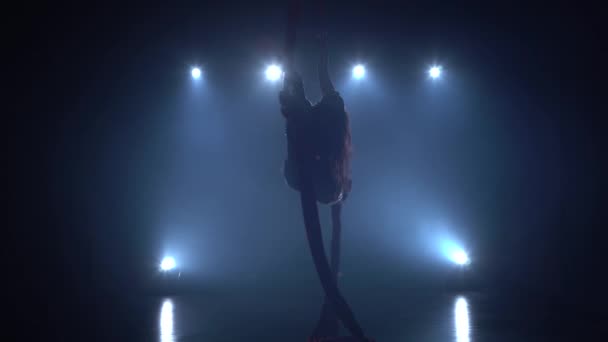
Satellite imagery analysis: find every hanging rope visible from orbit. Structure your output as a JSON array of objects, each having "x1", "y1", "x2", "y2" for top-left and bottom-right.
[
  {"x1": 283, "y1": 0, "x2": 301, "y2": 72},
  {"x1": 312, "y1": 202, "x2": 343, "y2": 337},
  {"x1": 282, "y1": 1, "x2": 367, "y2": 341}
]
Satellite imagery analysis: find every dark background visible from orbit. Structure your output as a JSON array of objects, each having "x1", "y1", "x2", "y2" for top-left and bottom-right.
[{"x1": 11, "y1": 1, "x2": 605, "y2": 340}]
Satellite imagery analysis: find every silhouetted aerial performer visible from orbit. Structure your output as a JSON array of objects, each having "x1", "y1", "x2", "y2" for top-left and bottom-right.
[
  {"x1": 279, "y1": 3, "x2": 372, "y2": 341},
  {"x1": 281, "y1": 35, "x2": 352, "y2": 207}
]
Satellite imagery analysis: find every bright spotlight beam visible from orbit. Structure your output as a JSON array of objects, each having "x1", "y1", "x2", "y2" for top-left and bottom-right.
[
  {"x1": 265, "y1": 64, "x2": 283, "y2": 81},
  {"x1": 160, "y1": 257, "x2": 176, "y2": 271},
  {"x1": 191, "y1": 67, "x2": 201, "y2": 80},
  {"x1": 352, "y1": 64, "x2": 366, "y2": 79},
  {"x1": 429, "y1": 66, "x2": 442, "y2": 79}
]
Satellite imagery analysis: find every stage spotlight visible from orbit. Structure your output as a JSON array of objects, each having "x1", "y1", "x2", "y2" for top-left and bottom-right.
[
  {"x1": 191, "y1": 67, "x2": 201, "y2": 80},
  {"x1": 352, "y1": 64, "x2": 366, "y2": 79},
  {"x1": 451, "y1": 249, "x2": 470, "y2": 266},
  {"x1": 265, "y1": 64, "x2": 283, "y2": 81},
  {"x1": 429, "y1": 65, "x2": 442, "y2": 79},
  {"x1": 160, "y1": 257, "x2": 176, "y2": 271}
]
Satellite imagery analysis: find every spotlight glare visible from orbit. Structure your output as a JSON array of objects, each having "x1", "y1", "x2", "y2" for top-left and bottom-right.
[
  {"x1": 429, "y1": 66, "x2": 442, "y2": 79},
  {"x1": 191, "y1": 67, "x2": 201, "y2": 79},
  {"x1": 352, "y1": 64, "x2": 366, "y2": 79},
  {"x1": 265, "y1": 64, "x2": 283, "y2": 81},
  {"x1": 452, "y1": 250, "x2": 470, "y2": 266},
  {"x1": 160, "y1": 257, "x2": 176, "y2": 271}
]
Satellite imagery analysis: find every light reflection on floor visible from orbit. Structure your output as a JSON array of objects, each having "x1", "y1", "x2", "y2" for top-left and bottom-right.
[
  {"x1": 454, "y1": 296, "x2": 471, "y2": 342},
  {"x1": 159, "y1": 299, "x2": 175, "y2": 342},
  {"x1": 155, "y1": 295, "x2": 475, "y2": 341}
]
